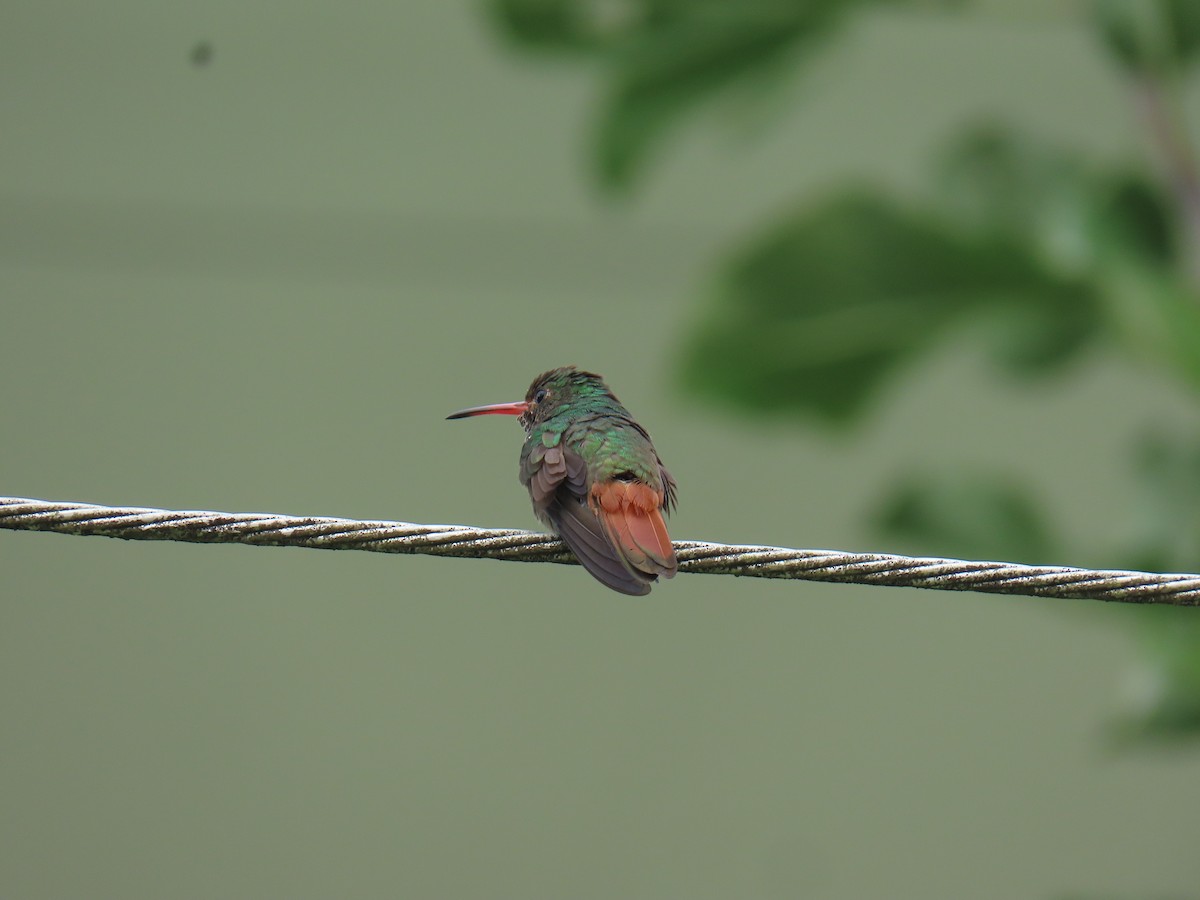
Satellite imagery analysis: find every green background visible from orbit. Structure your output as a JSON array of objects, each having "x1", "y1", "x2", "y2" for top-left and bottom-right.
[{"x1": 3, "y1": 2, "x2": 1200, "y2": 897}]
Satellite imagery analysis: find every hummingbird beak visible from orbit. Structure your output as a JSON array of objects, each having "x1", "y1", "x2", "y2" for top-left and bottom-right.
[{"x1": 446, "y1": 400, "x2": 529, "y2": 420}]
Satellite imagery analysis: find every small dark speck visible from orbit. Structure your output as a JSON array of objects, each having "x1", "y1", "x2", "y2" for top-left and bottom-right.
[{"x1": 190, "y1": 41, "x2": 214, "y2": 67}]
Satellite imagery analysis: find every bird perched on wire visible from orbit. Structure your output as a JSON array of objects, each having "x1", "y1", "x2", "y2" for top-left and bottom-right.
[{"x1": 447, "y1": 366, "x2": 677, "y2": 595}]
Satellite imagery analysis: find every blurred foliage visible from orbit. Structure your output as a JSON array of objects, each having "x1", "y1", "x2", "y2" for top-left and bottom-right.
[
  {"x1": 1093, "y1": 0, "x2": 1200, "y2": 75},
  {"x1": 490, "y1": 0, "x2": 913, "y2": 188},
  {"x1": 681, "y1": 191, "x2": 1099, "y2": 422},
  {"x1": 1126, "y1": 433, "x2": 1200, "y2": 575},
  {"x1": 491, "y1": 0, "x2": 1200, "y2": 743},
  {"x1": 933, "y1": 127, "x2": 1178, "y2": 273},
  {"x1": 876, "y1": 471, "x2": 1056, "y2": 564},
  {"x1": 1112, "y1": 607, "x2": 1200, "y2": 742},
  {"x1": 1112, "y1": 433, "x2": 1200, "y2": 739}
]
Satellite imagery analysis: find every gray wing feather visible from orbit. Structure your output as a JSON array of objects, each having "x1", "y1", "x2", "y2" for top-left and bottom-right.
[{"x1": 527, "y1": 443, "x2": 655, "y2": 596}]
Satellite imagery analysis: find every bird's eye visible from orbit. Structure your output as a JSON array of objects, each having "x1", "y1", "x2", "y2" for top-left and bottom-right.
[{"x1": 533, "y1": 389, "x2": 548, "y2": 404}]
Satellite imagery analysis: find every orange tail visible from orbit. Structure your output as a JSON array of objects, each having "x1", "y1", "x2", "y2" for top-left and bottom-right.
[{"x1": 589, "y1": 481, "x2": 677, "y2": 579}]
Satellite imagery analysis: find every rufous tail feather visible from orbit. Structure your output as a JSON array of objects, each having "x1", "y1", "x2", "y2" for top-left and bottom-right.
[{"x1": 589, "y1": 481, "x2": 677, "y2": 579}]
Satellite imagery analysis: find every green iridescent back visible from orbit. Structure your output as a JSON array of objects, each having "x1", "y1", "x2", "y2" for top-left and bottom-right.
[{"x1": 518, "y1": 367, "x2": 665, "y2": 494}]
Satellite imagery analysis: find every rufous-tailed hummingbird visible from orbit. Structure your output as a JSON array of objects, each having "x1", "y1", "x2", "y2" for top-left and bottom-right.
[{"x1": 447, "y1": 366, "x2": 677, "y2": 595}]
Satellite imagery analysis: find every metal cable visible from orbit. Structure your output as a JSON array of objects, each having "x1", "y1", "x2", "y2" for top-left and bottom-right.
[{"x1": 3, "y1": 495, "x2": 1199, "y2": 606}]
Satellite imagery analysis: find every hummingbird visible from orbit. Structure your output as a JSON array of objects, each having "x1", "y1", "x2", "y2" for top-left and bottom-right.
[{"x1": 447, "y1": 366, "x2": 678, "y2": 595}]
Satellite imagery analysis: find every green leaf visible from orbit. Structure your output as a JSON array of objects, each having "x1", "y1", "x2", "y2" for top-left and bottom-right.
[
  {"x1": 933, "y1": 125, "x2": 1189, "y2": 378},
  {"x1": 678, "y1": 192, "x2": 1101, "y2": 423},
  {"x1": 936, "y1": 126, "x2": 1092, "y2": 268},
  {"x1": 595, "y1": 3, "x2": 842, "y2": 189},
  {"x1": 875, "y1": 471, "x2": 1057, "y2": 564},
  {"x1": 935, "y1": 125, "x2": 1178, "y2": 273},
  {"x1": 1164, "y1": 0, "x2": 1200, "y2": 63},
  {"x1": 977, "y1": 283, "x2": 1101, "y2": 376},
  {"x1": 1092, "y1": 0, "x2": 1200, "y2": 74},
  {"x1": 488, "y1": 0, "x2": 632, "y2": 53},
  {"x1": 1099, "y1": 172, "x2": 1177, "y2": 266},
  {"x1": 492, "y1": 0, "x2": 897, "y2": 190}
]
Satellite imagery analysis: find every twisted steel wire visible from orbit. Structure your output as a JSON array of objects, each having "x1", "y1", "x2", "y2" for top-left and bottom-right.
[{"x1": 3, "y1": 495, "x2": 1200, "y2": 605}]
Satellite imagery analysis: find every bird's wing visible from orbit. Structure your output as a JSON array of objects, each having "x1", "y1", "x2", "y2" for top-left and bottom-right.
[{"x1": 523, "y1": 440, "x2": 655, "y2": 596}]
